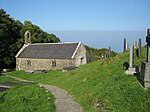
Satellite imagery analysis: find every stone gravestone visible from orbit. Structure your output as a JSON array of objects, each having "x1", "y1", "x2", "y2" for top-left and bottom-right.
[
  {"x1": 134, "y1": 41, "x2": 137, "y2": 48},
  {"x1": 127, "y1": 42, "x2": 129, "y2": 51},
  {"x1": 123, "y1": 38, "x2": 129, "y2": 52},
  {"x1": 138, "y1": 38, "x2": 142, "y2": 58},
  {"x1": 141, "y1": 29, "x2": 150, "y2": 88},
  {"x1": 126, "y1": 41, "x2": 128, "y2": 51},
  {"x1": 108, "y1": 46, "x2": 111, "y2": 58},
  {"x1": 128, "y1": 45, "x2": 136, "y2": 74},
  {"x1": 123, "y1": 38, "x2": 126, "y2": 52}
]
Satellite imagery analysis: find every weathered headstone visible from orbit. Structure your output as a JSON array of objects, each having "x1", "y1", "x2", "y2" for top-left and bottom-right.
[
  {"x1": 134, "y1": 41, "x2": 137, "y2": 48},
  {"x1": 123, "y1": 38, "x2": 126, "y2": 52},
  {"x1": 130, "y1": 45, "x2": 134, "y2": 67},
  {"x1": 127, "y1": 42, "x2": 129, "y2": 51},
  {"x1": 128, "y1": 45, "x2": 136, "y2": 74},
  {"x1": 126, "y1": 41, "x2": 128, "y2": 51},
  {"x1": 140, "y1": 29, "x2": 150, "y2": 88},
  {"x1": 108, "y1": 46, "x2": 111, "y2": 58},
  {"x1": 138, "y1": 38, "x2": 142, "y2": 58}
]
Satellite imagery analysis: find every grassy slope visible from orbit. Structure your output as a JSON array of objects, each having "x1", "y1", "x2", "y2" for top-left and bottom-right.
[
  {"x1": 10, "y1": 47, "x2": 150, "y2": 112},
  {"x1": 0, "y1": 77, "x2": 55, "y2": 112}
]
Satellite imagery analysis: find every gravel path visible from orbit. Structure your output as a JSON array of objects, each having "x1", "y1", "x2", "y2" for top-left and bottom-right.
[{"x1": 6, "y1": 75, "x2": 83, "y2": 112}]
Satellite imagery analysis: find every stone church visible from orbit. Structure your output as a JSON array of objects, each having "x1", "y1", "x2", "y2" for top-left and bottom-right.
[{"x1": 16, "y1": 31, "x2": 88, "y2": 71}]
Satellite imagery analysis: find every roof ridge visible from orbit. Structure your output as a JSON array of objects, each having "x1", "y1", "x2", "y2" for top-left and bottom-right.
[{"x1": 30, "y1": 42, "x2": 80, "y2": 45}]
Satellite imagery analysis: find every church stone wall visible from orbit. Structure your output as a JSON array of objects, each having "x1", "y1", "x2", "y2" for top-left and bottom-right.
[
  {"x1": 74, "y1": 43, "x2": 87, "y2": 67},
  {"x1": 16, "y1": 58, "x2": 74, "y2": 70}
]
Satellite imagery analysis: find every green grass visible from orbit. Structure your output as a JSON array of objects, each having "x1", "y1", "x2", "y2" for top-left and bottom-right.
[
  {"x1": 0, "y1": 77, "x2": 55, "y2": 112},
  {"x1": 10, "y1": 47, "x2": 150, "y2": 112},
  {"x1": 0, "y1": 76, "x2": 20, "y2": 83}
]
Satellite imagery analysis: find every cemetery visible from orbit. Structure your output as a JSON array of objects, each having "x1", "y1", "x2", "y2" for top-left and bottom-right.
[
  {"x1": 0, "y1": 6, "x2": 150, "y2": 112},
  {"x1": 124, "y1": 29, "x2": 150, "y2": 88},
  {"x1": 1, "y1": 28, "x2": 150, "y2": 112},
  {"x1": 4, "y1": 29, "x2": 150, "y2": 111}
]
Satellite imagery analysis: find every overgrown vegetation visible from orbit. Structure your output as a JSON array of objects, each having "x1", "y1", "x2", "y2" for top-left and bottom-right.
[
  {"x1": 10, "y1": 47, "x2": 150, "y2": 112},
  {"x1": 0, "y1": 76, "x2": 55, "y2": 112},
  {"x1": 0, "y1": 9, "x2": 60, "y2": 69}
]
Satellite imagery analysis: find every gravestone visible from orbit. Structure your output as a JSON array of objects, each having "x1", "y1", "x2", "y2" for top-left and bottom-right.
[
  {"x1": 141, "y1": 29, "x2": 150, "y2": 88},
  {"x1": 126, "y1": 41, "x2": 128, "y2": 51},
  {"x1": 138, "y1": 38, "x2": 142, "y2": 58},
  {"x1": 123, "y1": 38, "x2": 129, "y2": 52},
  {"x1": 123, "y1": 38, "x2": 126, "y2": 52},
  {"x1": 128, "y1": 45, "x2": 136, "y2": 74},
  {"x1": 108, "y1": 46, "x2": 111, "y2": 58},
  {"x1": 134, "y1": 41, "x2": 137, "y2": 48},
  {"x1": 127, "y1": 42, "x2": 129, "y2": 51}
]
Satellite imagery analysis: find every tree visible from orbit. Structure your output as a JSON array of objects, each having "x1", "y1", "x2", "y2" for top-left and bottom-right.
[
  {"x1": 0, "y1": 9, "x2": 60, "y2": 69},
  {"x1": 21, "y1": 20, "x2": 60, "y2": 43},
  {"x1": 0, "y1": 9, "x2": 22, "y2": 69}
]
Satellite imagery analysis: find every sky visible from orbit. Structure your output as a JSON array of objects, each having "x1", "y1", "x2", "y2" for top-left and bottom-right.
[{"x1": 0, "y1": 0, "x2": 150, "y2": 52}]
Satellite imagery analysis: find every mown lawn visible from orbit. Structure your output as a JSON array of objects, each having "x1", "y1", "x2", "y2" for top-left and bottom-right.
[
  {"x1": 0, "y1": 76, "x2": 55, "y2": 112},
  {"x1": 10, "y1": 47, "x2": 150, "y2": 112}
]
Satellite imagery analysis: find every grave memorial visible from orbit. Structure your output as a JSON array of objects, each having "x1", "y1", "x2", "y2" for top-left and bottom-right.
[
  {"x1": 123, "y1": 38, "x2": 127, "y2": 52},
  {"x1": 108, "y1": 46, "x2": 111, "y2": 58},
  {"x1": 128, "y1": 45, "x2": 136, "y2": 74},
  {"x1": 134, "y1": 41, "x2": 137, "y2": 48},
  {"x1": 141, "y1": 29, "x2": 150, "y2": 88},
  {"x1": 138, "y1": 38, "x2": 142, "y2": 58}
]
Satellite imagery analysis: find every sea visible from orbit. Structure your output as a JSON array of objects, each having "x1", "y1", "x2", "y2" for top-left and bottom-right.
[{"x1": 48, "y1": 31, "x2": 146, "y2": 53}]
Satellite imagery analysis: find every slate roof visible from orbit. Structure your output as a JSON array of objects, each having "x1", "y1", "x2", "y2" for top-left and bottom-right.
[{"x1": 17, "y1": 42, "x2": 79, "y2": 59}]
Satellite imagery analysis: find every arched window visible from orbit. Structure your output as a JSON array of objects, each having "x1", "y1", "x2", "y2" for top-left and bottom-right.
[
  {"x1": 27, "y1": 60, "x2": 31, "y2": 66},
  {"x1": 52, "y1": 60, "x2": 56, "y2": 67}
]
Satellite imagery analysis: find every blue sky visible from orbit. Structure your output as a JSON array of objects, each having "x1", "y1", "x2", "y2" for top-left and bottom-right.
[{"x1": 0, "y1": 0, "x2": 150, "y2": 52}]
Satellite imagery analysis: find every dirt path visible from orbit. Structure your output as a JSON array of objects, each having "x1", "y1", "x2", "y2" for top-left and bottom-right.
[{"x1": 6, "y1": 75, "x2": 83, "y2": 112}]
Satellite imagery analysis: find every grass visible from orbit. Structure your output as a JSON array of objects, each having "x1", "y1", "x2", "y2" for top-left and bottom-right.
[
  {"x1": 0, "y1": 76, "x2": 20, "y2": 83},
  {"x1": 0, "y1": 76, "x2": 55, "y2": 112},
  {"x1": 10, "y1": 47, "x2": 150, "y2": 112}
]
